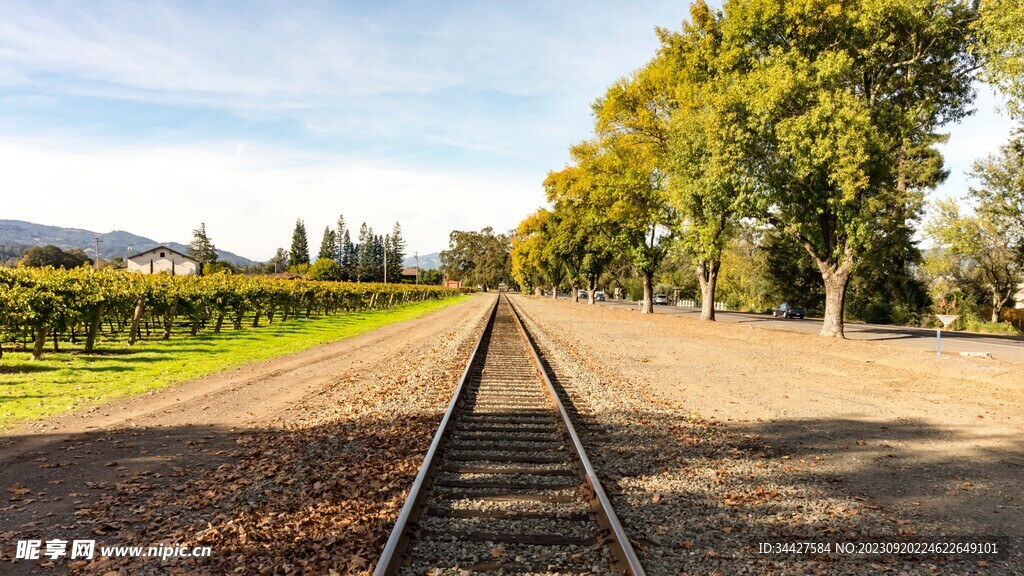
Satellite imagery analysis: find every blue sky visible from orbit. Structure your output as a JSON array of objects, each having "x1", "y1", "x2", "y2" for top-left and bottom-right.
[{"x1": 0, "y1": 1, "x2": 1014, "y2": 260}]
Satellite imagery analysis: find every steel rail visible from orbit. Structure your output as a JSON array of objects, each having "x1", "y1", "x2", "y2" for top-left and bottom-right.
[
  {"x1": 506, "y1": 295, "x2": 647, "y2": 576},
  {"x1": 372, "y1": 295, "x2": 499, "y2": 576}
]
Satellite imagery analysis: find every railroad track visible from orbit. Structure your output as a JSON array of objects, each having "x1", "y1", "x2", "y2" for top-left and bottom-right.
[{"x1": 374, "y1": 294, "x2": 644, "y2": 576}]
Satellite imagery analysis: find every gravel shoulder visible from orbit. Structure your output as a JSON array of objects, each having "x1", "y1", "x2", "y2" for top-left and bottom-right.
[
  {"x1": 512, "y1": 295, "x2": 1022, "y2": 575},
  {"x1": 0, "y1": 294, "x2": 495, "y2": 575}
]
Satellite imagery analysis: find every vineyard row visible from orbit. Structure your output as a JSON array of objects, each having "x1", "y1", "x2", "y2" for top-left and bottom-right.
[{"x1": 0, "y1": 267, "x2": 464, "y2": 359}]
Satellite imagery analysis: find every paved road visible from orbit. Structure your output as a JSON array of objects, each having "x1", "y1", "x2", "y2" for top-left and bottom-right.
[{"x1": 584, "y1": 298, "x2": 1024, "y2": 362}]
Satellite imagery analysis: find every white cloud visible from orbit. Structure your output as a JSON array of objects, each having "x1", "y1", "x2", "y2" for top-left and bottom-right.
[
  {"x1": 0, "y1": 2, "x2": 692, "y2": 261},
  {"x1": 0, "y1": 2, "x2": 671, "y2": 108},
  {"x1": 0, "y1": 1, "x2": 683, "y2": 159},
  {"x1": 0, "y1": 136, "x2": 542, "y2": 260}
]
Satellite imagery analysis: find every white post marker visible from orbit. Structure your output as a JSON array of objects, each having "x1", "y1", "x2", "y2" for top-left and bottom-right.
[{"x1": 935, "y1": 314, "x2": 959, "y2": 356}]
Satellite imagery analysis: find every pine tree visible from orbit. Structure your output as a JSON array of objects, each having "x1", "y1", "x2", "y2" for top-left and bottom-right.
[
  {"x1": 388, "y1": 221, "x2": 406, "y2": 283},
  {"x1": 188, "y1": 222, "x2": 218, "y2": 274},
  {"x1": 382, "y1": 234, "x2": 391, "y2": 282},
  {"x1": 374, "y1": 235, "x2": 386, "y2": 282},
  {"x1": 334, "y1": 214, "x2": 346, "y2": 264},
  {"x1": 317, "y1": 227, "x2": 336, "y2": 261},
  {"x1": 357, "y1": 223, "x2": 375, "y2": 282},
  {"x1": 341, "y1": 230, "x2": 355, "y2": 281},
  {"x1": 289, "y1": 219, "x2": 310, "y2": 266}
]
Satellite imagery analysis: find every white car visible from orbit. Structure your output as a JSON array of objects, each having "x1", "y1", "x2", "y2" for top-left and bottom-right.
[{"x1": 652, "y1": 294, "x2": 669, "y2": 305}]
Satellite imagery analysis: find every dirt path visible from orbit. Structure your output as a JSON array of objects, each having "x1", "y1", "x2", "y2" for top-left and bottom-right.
[
  {"x1": 0, "y1": 294, "x2": 495, "y2": 574},
  {"x1": 513, "y1": 296, "x2": 1023, "y2": 566}
]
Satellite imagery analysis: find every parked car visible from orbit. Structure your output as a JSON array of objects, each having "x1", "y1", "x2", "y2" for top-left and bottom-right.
[
  {"x1": 594, "y1": 291, "x2": 607, "y2": 302},
  {"x1": 653, "y1": 294, "x2": 670, "y2": 306},
  {"x1": 578, "y1": 289, "x2": 588, "y2": 299},
  {"x1": 772, "y1": 303, "x2": 805, "y2": 318}
]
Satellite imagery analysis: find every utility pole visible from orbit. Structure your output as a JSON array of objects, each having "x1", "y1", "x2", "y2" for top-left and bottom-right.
[
  {"x1": 415, "y1": 252, "x2": 419, "y2": 284},
  {"x1": 123, "y1": 242, "x2": 133, "y2": 270},
  {"x1": 93, "y1": 236, "x2": 102, "y2": 270}
]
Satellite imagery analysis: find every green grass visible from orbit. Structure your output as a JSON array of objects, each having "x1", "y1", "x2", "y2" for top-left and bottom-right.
[{"x1": 0, "y1": 295, "x2": 471, "y2": 430}]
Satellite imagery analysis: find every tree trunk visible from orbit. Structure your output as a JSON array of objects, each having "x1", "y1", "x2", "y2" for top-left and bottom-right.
[
  {"x1": 191, "y1": 311, "x2": 202, "y2": 336},
  {"x1": 790, "y1": 229, "x2": 853, "y2": 338},
  {"x1": 991, "y1": 289, "x2": 1010, "y2": 323},
  {"x1": 267, "y1": 303, "x2": 277, "y2": 324},
  {"x1": 252, "y1": 309, "x2": 262, "y2": 328},
  {"x1": 85, "y1": 303, "x2": 105, "y2": 352},
  {"x1": 588, "y1": 276, "x2": 597, "y2": 305},
  {"x1": 129, "y1": 299, "x2": 145, "y2": 345},
  {"x1": 281, "y1": 305, "x2": 290, "y2": 322},
  {"x1": 571, "y1": 282, "x2": 579, "y2": 303},
  {"x1": 640, "y1": 272, "x2": 654, "y2": 314},
  {"x1": 162, "y1": 298, "x2": 179, "y2": 340},
  {"x1": 233, "y1": 307, "x2": 247, "y2": 330},
  {"x1": 32, "y1": 323, "x2": 49, "y2": 360},
  {"x1": 215, "y1": 311, "x2": 225, "y2": 333},
  {"x1": 820, "y1": 269, "x2": 852, "y2": 337},
  {"x1": 697, "y1": 259, "x2": 720, "y2": 321}
]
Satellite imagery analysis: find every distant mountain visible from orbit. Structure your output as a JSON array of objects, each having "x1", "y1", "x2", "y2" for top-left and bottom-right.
[
  {"x1": 0, "y1": 220, "x2": 257, "y2": 266},
  {"x1": 403, "y1": 252, "x2": 441, "y2": 270}
]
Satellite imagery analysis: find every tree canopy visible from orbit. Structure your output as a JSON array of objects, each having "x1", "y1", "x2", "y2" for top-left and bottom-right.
[
  {"x1": 976, "y1": 0, "x2": 1024, "y2": 119},
  {"x1": 317, "y1": 227, "x2": 336, "y2": 262},
  {"x1": 386, "y1": 222, "x2": 406, "y2": 283},
  {"x1": 509, "y1": 0, "x2": 1009, "y2": 336},
  {"x1": 289, "y1": 219, "x2": 310, "y2": 267},
  {"x1": 188, "y1": 223, "x2": 218, "y2": 269},
  {"x1": 926, "y1": 198, "x2": 1023, "y2": 321},
  {"x1": 511, "y1": 209, "x2": 565, "y2": 295},
  {"x1": 441, "y1": 227, "x2": 511, "y2": 290},
  {"x1": 19, "y1": 245, "x2": 93, "y2": 269}
]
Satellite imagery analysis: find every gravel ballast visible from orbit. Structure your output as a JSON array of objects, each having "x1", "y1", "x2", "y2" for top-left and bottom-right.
[{"x1": 512, "y1": 295, "x2": 1015, "y2": 575}]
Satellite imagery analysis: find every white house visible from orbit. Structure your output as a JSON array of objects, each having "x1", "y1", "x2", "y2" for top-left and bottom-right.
[{"x1": 126, "y1": 245, "x2": 199, "y2": 276}]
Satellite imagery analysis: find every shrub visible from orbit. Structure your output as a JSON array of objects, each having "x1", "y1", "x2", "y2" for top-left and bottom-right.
[
  {"x1": 287, "y1": 263, "x2": 310, "y2": 275},
  {"x1": 306, "y1": 259, "x2": 342, "y2": 282},
  {"x1": 943, "y1": 311, "x2": 1023, "y2": 335}
]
